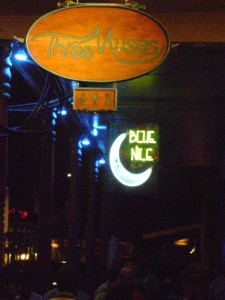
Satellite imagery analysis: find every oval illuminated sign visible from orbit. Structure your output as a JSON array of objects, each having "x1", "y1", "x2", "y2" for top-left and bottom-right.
[{"x1": 26, "y1": 5, "x2": 170, "y2": 82}]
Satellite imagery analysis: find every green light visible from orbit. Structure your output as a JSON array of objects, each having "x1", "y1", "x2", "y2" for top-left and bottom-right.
[
  {"x1": 129, "y1": 130, "x2": 156, "y2": 144},
  {"x1": 131, "y1": 146, "x2": 153, "y2": 162},
  {"x1": 128, "y1": 129, "x2": 157, "y2": 162}
]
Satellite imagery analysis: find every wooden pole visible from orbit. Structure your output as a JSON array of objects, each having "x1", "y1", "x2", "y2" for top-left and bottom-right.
[
  {"x1": 85, "y1": 150, "x2": 96, "y2": 295},
  {"x1": 36, "y1": 112, "x2": 55, "y2": 293},
  {"x1": 67, "y1": 136, "x2": 82, "y2": 265},
  {"x1": 98, "y1": 166, "x2": 108, "y2": 283},
  {"x1": 0, "y1": 40, "x2": 11, "y2": 283}
]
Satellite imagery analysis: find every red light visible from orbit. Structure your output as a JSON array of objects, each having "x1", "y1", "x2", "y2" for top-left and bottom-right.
[
  {"x1": 19, "y1": 210, "x2": 29, "y2": 219},
  {"x1": 9, "y1": 208, "x2": 28, "y2": 219}
]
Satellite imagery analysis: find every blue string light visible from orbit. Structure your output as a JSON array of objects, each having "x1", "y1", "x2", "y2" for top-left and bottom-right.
[
  {"x1": 14, "y1": 50, "x2": 28, "y2": 61},
  {"x1": 82, "y1": 137, "x2": 90, "y2": 146}
]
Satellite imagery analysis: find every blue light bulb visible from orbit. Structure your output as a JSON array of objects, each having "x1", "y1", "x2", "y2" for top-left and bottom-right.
[
  {"x1": 60, "y1": 108, "x2": 67, "y2": 116},
  {"x1": 14, "y1": 51, "x2": 28, "y2": 61},
  {"x1": 82, "y1": 138, "x2": 90, "y2": 146}
]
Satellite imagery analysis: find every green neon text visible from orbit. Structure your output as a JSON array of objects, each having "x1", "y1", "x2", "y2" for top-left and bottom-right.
[{"x1": 129, "y1": 130, "x2": 157, "y2": 162}]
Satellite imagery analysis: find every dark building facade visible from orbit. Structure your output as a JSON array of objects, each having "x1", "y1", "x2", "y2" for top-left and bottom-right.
[{"x1": 0, "y1": 0, "x2": 225, "y2": 295}]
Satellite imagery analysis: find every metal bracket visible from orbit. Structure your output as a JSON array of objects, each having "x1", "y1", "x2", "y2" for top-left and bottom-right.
[
  {"x1": 57, "y1": 0, "x2": 79, "y2": 8},
  {"x1": 124, "y1": 0, "x2": 146, "y2": 10},
  {"x1": 57, "y1": 0, "x2": 146, "y2": 10}
]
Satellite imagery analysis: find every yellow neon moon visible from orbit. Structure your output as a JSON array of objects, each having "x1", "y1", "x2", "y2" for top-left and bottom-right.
[{"x1": 109, "y1": 132, "x2": 153, "y2": 187}]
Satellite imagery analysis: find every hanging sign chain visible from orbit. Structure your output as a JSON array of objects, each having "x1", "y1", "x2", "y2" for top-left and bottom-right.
[{"x1": 57, "y1": 0, "x2": 146, "y2": 10}]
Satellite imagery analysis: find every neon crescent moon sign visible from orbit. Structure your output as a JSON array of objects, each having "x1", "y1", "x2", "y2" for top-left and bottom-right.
[{"x1": 109, "y1": 132, "x2": 153, "y2": 187}]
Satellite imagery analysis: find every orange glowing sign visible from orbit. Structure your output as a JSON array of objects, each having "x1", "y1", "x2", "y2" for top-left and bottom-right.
[
  {"x1": 26, "y1": 5, "x2": 170, "y2": 82},
  {"x1": 73, "y1": 88, "x2": 117, "y2": 111}
]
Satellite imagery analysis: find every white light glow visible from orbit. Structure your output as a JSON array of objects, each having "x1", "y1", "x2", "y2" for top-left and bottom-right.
[
  {"x1": 109, "y1": 132, "x2": 152, "y2": 187},
  {"x1": 14, "y1": 52, "x2": 28, "y2": 61},
  {"x1": 82, "y1": 138, "x2": 90, "y2": 146},
  {"x1": 190, "y1": 246, "x2": 196, "y2": 254},
  {"x1": 93, "y1": 116, "x2": 107, "y2": 130},
  {"x1": 20, "y1": 253, "x2": 30, "y2": 260},
  {"x1": 91, "y1": 128, "x2": 98, "y2": 136},
  {"x1": 95, "y1": 125, "x2": 107, "y2": 130},
  {"x1": 60, "y1": 108, "x2": 67, "y2": 115},
  {"x1": 99, "y1": 157, "x2": 106, "y2": 164}
]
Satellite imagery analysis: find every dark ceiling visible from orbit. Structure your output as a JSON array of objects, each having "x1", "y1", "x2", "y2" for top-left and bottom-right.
[{"x1": 1, "y1": 0, "x2": 225, "y2": 15}]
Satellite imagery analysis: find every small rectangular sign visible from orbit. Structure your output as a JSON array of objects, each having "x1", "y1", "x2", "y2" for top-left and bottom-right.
[{"x1": 73, "y1": 88, "x2": 117, "y2": 111}]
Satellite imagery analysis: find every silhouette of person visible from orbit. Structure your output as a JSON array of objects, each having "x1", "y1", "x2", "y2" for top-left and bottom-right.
[
  {"x1": 180, "y1": 262, "x2": 212, "y2": 300},
  {"x1": 43, "y1": 265, "x2": 89, "y2": 300},
  {"x1": 104, "y1": 280, "x2": 145, "y2": 300}
]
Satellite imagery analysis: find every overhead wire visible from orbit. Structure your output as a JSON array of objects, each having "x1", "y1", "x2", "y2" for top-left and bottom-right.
[
  {"x1": 1, "y1": 72, "x2": 72, "y2": 134},
  {"x1": 16, "y1": 71, "x2": 51, "y2": 129}
]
